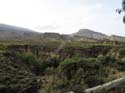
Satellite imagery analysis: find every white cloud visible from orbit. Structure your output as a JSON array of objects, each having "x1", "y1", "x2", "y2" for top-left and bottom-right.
[{"x1": 94, "y1": 3, "x2": 103, "y2": 9}]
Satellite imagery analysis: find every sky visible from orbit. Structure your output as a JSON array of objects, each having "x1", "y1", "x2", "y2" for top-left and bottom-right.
[{"x1": 0, "y1": 0, "x2": 124, "y2": 36}]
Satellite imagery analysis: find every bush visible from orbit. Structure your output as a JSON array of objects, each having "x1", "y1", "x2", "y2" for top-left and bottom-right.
[
  {"x1": 0, "y1": 44, "x2": 6, "y2": 51},
  {"x1": 45, "y1": 54, "x2": 60, "y2": 68},
  {"x1": 16, "y1": 52, "x2": 48, "y2": 75},
  {"x1": 118, "y1": 48, "x2": 125, "y2": 57},
  {"x1": 16, "y1": 52, "x2": 62, "y2": 74},
  {"x1": 58, "y1": 57, "x2": 104, "y2": 87},
  {"x1": 0, "y1": 54, "x2": 40, "y2": 93}
]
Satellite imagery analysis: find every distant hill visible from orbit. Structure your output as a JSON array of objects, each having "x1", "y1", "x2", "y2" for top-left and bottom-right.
[
  {"x1": 0, "y1": 24, "x2": 39, "y2": 40},
  {"x1": 0, "y1": 24, "x2": 124, "y2": 42},
  {"x1": 72, "y1": 29, "x2": 125, "y2": 42},
  {"x1": 110, "y1": 35, "x2": 125, "y2": 42},
  {"x1": 0, "y1": 24, "x2": 35, "y2": 32},
  {"x1": 40, "y1": 32, "x2": 74, "y2": 41},
  {"x1": 72, "y1": 29, "x2": 109, "y2": 40}
]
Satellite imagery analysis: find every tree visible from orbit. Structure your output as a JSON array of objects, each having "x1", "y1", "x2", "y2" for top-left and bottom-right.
[{"x1": 116, "y1": 0, "x2": 125, "y2": 23}]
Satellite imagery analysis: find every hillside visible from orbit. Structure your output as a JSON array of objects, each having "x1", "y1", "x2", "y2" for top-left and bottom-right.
[
  {"x1": 72, "y1": 29, "x2": 108, "y2": 40},
  {"x1": 110, "y1": 35, "x2": 125, "y2": 42},
  {"x1": 0, "y1": 43, "x2": 124, "y2": 93},
  {"x1": 0, "y1": 24, "x2": 35, "y2": 33},
  {"x1": 0, "y1": 52, "x2": 40, "y2": 93},
  {"x1": 0, "y1": 24, "x2": 124, "y2": 43},
  {"x1": 0, "y1": 24, "x2": 39, "y2": 40}
]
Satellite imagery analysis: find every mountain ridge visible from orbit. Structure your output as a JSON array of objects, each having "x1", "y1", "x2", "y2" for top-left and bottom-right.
[
  {"x1": 0, "y1": 24, "x2": 124, "y2": 42},
  {"x1": 72, "y1": 29, "x2": 109, "y2": 40}
]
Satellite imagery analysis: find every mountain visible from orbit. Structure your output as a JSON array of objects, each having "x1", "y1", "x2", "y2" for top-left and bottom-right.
[
  {"x1": 40, "y1": 32, "x2": 74, "y2": 41},
  {"x1": 0, "y1": 24, "x2": 39, "y2": 40},
  {"x1": 73, "y1": 29, "x2": 109, "y2": 40},
  {"x1": 0, "y1": 24, "x2": 35, "y2": 32},
  {"x1": 0, "y1": 24, "x2": 124, "y2": 42},
  {"x1": 110, "y1": 35, "x2": 125, "y2": 42}
]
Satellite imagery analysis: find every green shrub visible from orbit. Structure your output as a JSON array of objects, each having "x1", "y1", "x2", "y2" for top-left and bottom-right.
[
  {"x1": 0, "y1": 44, "x2": 6, "y2": 51},
  {"x1": 16, "y1": 52, "x2": 65, "y2": 76},
  {"x1": 16, "y1": 52, "x2": 48, "y2": 75},
  {"x1": 118, "y1": 48, "x2": 125, "y2": 57}
]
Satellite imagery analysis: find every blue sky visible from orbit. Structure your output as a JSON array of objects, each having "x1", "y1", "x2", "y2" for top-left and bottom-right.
[{"x1": 0, "y1": 0, "x2": 124, "y2": 36}]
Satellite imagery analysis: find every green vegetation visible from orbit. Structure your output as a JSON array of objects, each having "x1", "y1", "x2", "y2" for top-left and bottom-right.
[
  {"x1": 0, "y1": 41, "x2": 124, "y2": 93},
  {"x1": 0, "y1": 53, "x2": 40, "y2": 93},
  {"x1": 0, "y1": 44, "x2": 7, "y2": 51}
]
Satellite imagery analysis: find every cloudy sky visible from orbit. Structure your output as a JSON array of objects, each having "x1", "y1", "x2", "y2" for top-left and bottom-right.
[{"x1": 0, "y1": 0, "x2": 124, "y2": 36}]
